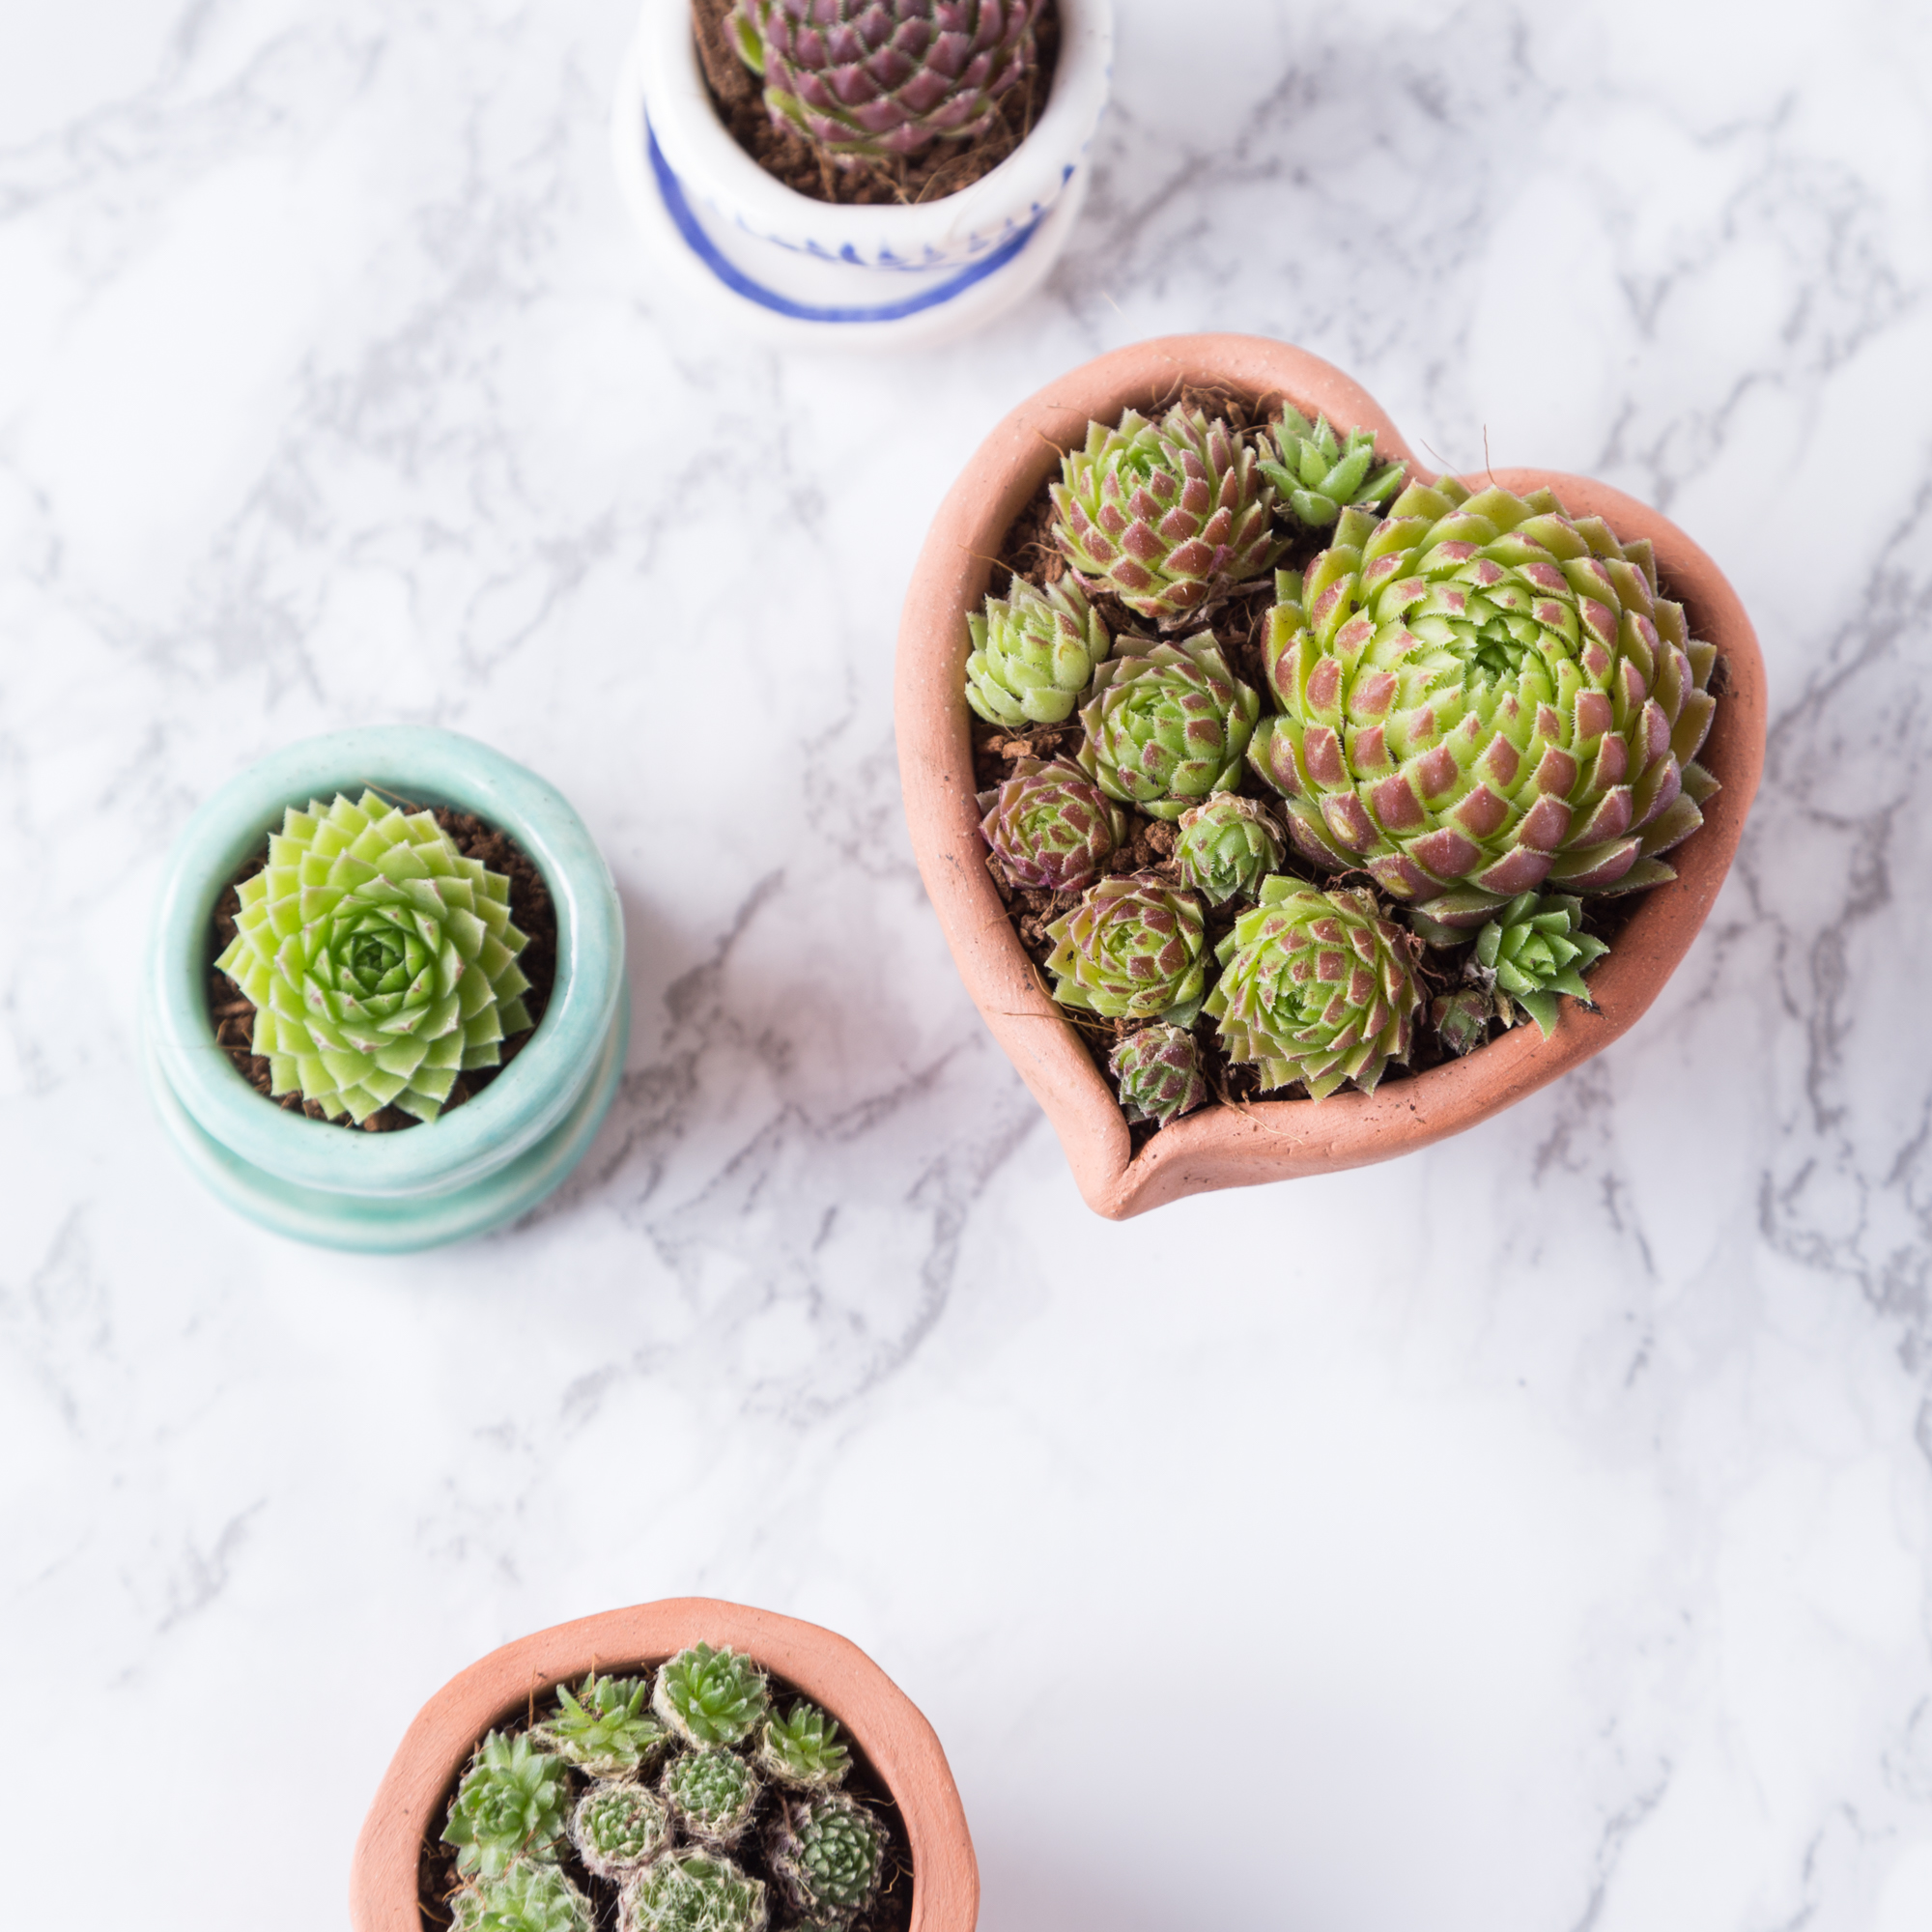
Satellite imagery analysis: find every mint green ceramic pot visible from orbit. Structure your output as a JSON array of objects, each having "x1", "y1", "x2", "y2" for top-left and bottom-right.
[{"x1": 142, "y1": 726, "x2": 629, "y2": 1252}]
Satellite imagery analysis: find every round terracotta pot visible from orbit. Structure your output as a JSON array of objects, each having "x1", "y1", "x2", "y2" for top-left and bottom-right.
[
  {"x1": 895, "y1": 333, "x2": 1768, "y2": 1219},
  {"x1": 350, "y1": 1597, "x2": 978, "y2": 1932}
]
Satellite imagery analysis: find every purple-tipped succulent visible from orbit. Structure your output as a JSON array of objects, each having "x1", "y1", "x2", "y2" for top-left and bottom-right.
[
  {"x1": 731, "y1": 0, "x2": 1042, "y2": 166},
  {"x1": 979, "y1": 757, "x2": 1126, "y2": 892},
  {"x1": 1042, "y1": 874, "x2": 1208, "y2": 1022},
  {"x1": 1108, "y1": 1024, "x2": 1208, "y2": 1128},
  {"x1": 1076, "y1": 636, "x2": 1261, "y2": 821}
]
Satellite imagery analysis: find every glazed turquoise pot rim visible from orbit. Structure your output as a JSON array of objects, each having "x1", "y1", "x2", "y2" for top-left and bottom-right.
[{"x1": 144, "y1": 725, "x2": 624, "y2": 1202}]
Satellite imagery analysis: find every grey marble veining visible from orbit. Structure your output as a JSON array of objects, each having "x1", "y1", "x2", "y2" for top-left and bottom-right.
[{"x1": 5, "y1": 2, "x2": 1932, "y2": 1927}]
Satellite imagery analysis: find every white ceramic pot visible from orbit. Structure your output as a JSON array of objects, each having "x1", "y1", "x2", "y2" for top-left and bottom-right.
[
  {"x1": 612, "y1": 0, "x2": 1113, "y2": 349},
  {"x1": 141, "y1": 727, "x2": 630, "y2": 1253}
]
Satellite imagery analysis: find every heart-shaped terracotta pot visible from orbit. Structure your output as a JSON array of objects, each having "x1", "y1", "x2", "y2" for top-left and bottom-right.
[
  {"x1": 349, "y1": 1597, "x2": 977, "y2": 1931},
  {"x1": 895, "y1": 334, "x2": 1766, "y2": 1219}
]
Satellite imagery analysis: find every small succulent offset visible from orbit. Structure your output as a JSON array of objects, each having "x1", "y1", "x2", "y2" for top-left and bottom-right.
[
  {"x1": 755, "y1": 1703, "x2": 852, "y2": 1790},
  {"x1": 1172, "y1": 794, "x2": 1284, "y2": 905},
  {"x1": 770, "y1": 1795, "x2": 886, "y2": 1920},
  {"x1": 1205, "y1": 878, "x2": 1422, "y2": 1098},
  {"x1": 1052, "y1": 408, "x2": 1281, "y2": 627},
  {"x1": 625, "y1": 1851, "x2": 769, "y2": 1932},
  {"x1": 1258, "y1": 407, "x2": 1406, "y2": 530},
  {"x1": 1107, "y1": 1024, "x2": 1208, "y2": 1129},
  {"x1": 654, "y1": 1645, "x2": 771, "y2": 1748},
  {"x1": 442, "y1": 1731, "x2": 571, "y2": 1881},
  {"x1": 1077, "y1": 637, "x2": 1261, "y2": 820},
  {"x1": 1043, "y1": 875, "x2": 1208, "y2": 1023},
  {"x1": 666, "y1": 1749, "x2": 761, "y2": 1846},
  {"x1": 730, "y1": 0, "x2": 1041, "y2": 165},
  {"x1": 572, "y1": 1783, "x2": 671, "y2": 1881},
  {"x1": 1431, "y1": 891, "x2": 1610, "y2": 1042},
  {"x1": 548, "y1": 1673, "x2": 669, "y2": 1778},
  {"x1": 451, "y1": 1861, "x2": 592, "y2": 1932},
  {"x1": 964, "y1": 577, "x2": 1111, "y2": 727},
  {"x1": 978, "y1": 758, "x2": 1126, "y2": 892},
  {"x1": 1249, "y1": 480, "x2": 1719, "y2": 927},
  {"x1": 215, "y1": 790, "x2": 533, "y2": 1123}
]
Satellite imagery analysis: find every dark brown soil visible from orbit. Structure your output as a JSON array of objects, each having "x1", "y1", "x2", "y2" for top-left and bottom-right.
[
  {"x1": 980, "y1": 404, "x2": 1675, "y2": 1153},
  {"x1": 207, "y1": 804, "x2": 555, "y2": 1134},
  {"x1": 416, "y1": 1664, "x2": 915, "y2": 1932},
  {"x1": 691, "y1": 0, "x2": 1060, "y2": 207}
]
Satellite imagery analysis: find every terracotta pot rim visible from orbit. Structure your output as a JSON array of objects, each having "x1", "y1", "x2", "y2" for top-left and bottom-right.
[
  {"x1": 894, "y1": 333, "x2": 1768, "y2": 1218},
  {"x1": 349, "y1": 1597, "x2": 978, "y2": 1932}
]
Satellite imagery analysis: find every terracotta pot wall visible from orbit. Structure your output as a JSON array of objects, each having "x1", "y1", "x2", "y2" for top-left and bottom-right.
[
  {"x1": 895, "y1": 334, "x2": 1767, "y2": 1217},
  {"x1": 350, "y1": 1598, "x2": 978, "y2": 1932}
]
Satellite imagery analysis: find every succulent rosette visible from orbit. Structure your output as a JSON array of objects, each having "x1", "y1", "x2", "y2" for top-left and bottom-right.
[
  {"x1": 769, "y1": 1795, "x2": 886, "y2": 1920},
  {"x1": 1461, "y1": 890, "x2": 1608, "y2": 1038},
  {"x1": 653, "y1": 1645, "x2": 770, "y2": 1748},
  {"x1": 978, "y1": 757, "x2": 1125, "y2": 892},
  {"x1": 1248, "y1": 480, "x2": 1720, "y2": 926},
  {"x1": 1431, "y1": 986, "x2": 1494, "y2": 1059},
  {"x1": 1107, "y1": 1024, "x2": 1208, "y2": 1128},
  {"x1": 572, "y1": 1783, "x2": 671, "y2": 1881},
  {"x1": 1258, "y1": 406, "x2": 1406, "y2": 530},
  {"x1": 625, "y1": 1851, "x2": 768, "y2": 1932},
  {"x1": 451, "y1": 1861, "x2": 592, "y2": 1932},
  {"x1": 1076, "y1": 637, "x2": 1261, "y2": 820},
  {"x1": 1172, "y1": 794, "x2": 1284, "y2": 905},
  {"x1": 732, "y1": 0, "x2": 1040, "y2": 164},
  {"x1": 1043, "y1": 875, "x2": 1208, "y2": 1023},
  {"x1": 965, "y1": 576, "x2": 1111, "y2": 727},
  {"x1": 665, "y1": 1748, "x2": 761, "y2": 1846},
  {"x1": 1204, "y1": 878, "x2": 1422, "y2": 1098},
  {"x1": 214, "y1": 789, "x2": 534, "y2": 1123},
  {"x1": 549, "y1": 1673, "x2": 668, "y2": 1778},
  {"x1": 442, "y1": 1731, "x2": 571, "y2": 1881},
  {"x1": 1051, "y1": 408, "x2": 1281, "y2": 626},
  {"x1": 755, "y1": 1703, "x2": 852, "y2": 1790}
]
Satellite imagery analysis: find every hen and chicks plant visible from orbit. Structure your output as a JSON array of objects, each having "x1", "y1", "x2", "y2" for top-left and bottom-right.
[{"x1": 960, "y1": 398, "x2": 1718, "y2": 1123}]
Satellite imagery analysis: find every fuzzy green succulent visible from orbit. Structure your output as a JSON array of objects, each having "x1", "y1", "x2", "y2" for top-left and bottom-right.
[
  {"x1": 1076, "y1": 637, "x2": 1261, "y2": 820},
  {"x1": 665, "y1": 1748, "x2": 761, "y2": 1845},
  {"x1": 1204, "y1": 877, "x2": 1422, "y2": 1098},
  {"x1": 213, "y1": 789, "x2": 533, "y2": 1123},
  {"x1": 653, "y1": 1645, "x2": 770, "y2": 1748},
  {"x1": 1248, "y1": 480, "x2": 1719, "y2": 926},
  {"x1": 1430, "y1": 890, "x2": 1609, "y2": 1040},
  {"x1": 1043, "y1": 875, "x2": 1208, "y2": 1024},
  {"x1": 770, "y1": 1795, "x2": 886, "y2": 1920},
  {"x1": 1107, "y1": 1023, "x2": 1209, "y2": 1129},
  {"x1": 625, "y1": 1851, "x2": 769, "y2": 1932},
  {"x1": 755, "y1": 1703, "x2": 851, "y2": 1791},
  {"x1": 451, "y1": 1861, "x2": 592, "y2": 1932},
  {"x1": 1259, "y1": 407, "x2": 1406, "y2": 530},
  {"x1": 977, "y1": 756, "x2": 1126, "y2": 893},
  {"x1": 965, "y1": 577, "x2": 1112, "y2": 727},
  {"x1": 548, "y1": 1673, "x2": 668, "y2": 1778},
  {"x1": 1052, "y1": 408, "x2": 1281, "y2": 627},
  {"x1": 572, "y1": 1782, "x2": 671, "y2": 1880},
  {"x1": 442, "y1": 1731, "x2": 571, "y2": 1882},
  {"x1": 1172, "y1": 794, "x2": 1284, "y2": 905},
  {"x1": 731, "y1": 0, "x2": 1042, "y2": 166}
]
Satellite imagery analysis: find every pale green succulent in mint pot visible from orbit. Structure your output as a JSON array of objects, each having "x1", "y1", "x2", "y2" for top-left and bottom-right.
[
  {"x1": 771, "y1": 1794, "x2": 886, "y2": 1920},
  {"x1": 1259, "y1": 406, "x2": 1406, "y2": 531},
  {"x1": 451, "y1": 1862, "x2": 592, "y2": 1932},
  {"x1": 625, "y1": 1850, "x2": 768, "y2": 1932},
  {"x1": 214, "y1": 790, "x2": 533, "y2": 1123},
  {"x1": 665, "y1": 1748, "x2": 761, "y2": 1846},
  {"x1": 755, "y1": 1702, "x2": 851, "y2": 1790},
  {"x1": 653, "y1": 1644, "x2": 770, "y2": 1747},
  {"x1": 442, "y1": 1731, "x2": 570, "y2": 1881},
  {"x1": 965, "y1": 577, "x2": 1111, "y2": 727},
  {"x1": 572, "y1": 1782, "x2": 670, "y2": 1880},
  {"x1": 549, "y1": 1672, "x2": 668, "y2": 1777}
]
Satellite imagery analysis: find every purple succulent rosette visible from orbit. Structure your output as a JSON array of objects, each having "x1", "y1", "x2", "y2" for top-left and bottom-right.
[
  {"x1": 978, "y1": 757, "x2": 1126, "y2": 891},
  {"x1": 1107, "y1": 1023, "x2": 1208, "y2": 1128},
  {"x1": 1043, "y1": 873, "x2": 1208, "y2": 1022}
]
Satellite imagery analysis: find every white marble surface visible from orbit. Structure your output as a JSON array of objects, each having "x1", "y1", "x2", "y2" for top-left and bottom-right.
[{"x1": 5, "y1": 1, "x2": 1932, "y2": 1926}]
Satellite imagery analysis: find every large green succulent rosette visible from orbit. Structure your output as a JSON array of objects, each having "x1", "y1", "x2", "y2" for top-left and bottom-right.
[
  {"x1": 1077, "y1": 637, "x2": 1260, "y2": 821},
  {"x1": 770, "y1": 1794, "x2": 886, "y2": 1920},
  {"x1": 1205, "y1": 877, "x2": 1421, "y2": 1099},
  {"x1": 1248, "y1": 480, "x2": 1719, "y2": 927},
  {"x1": 441, "y1": 1731, "x2": 570, "y2": 1881},
  {"x1": 214, "y1": 790, "x2": 533, "y2": 1123},
  {"x1": 652, "y1": 1644, "x2": 770, "y2": 1747}
]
